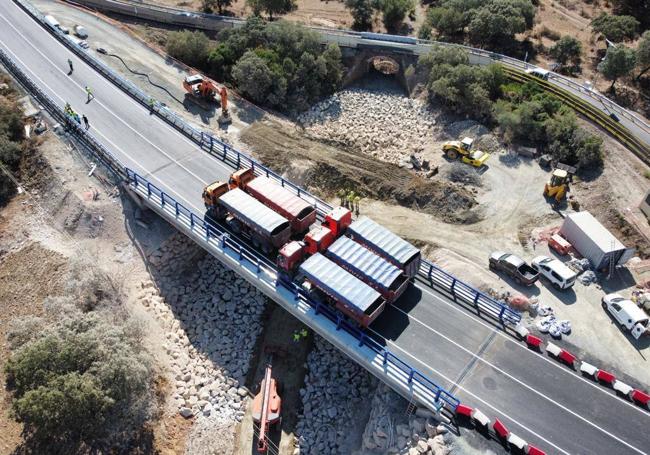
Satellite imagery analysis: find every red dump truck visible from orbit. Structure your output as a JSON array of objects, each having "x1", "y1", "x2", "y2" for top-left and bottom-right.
[
  {"x1": 229, "y1": 169, "x2": 317, "y2": 234},
  {"x1": 298, "y1": 253, "x2": 386, "y2": 327},
  {"x1": 203, "y1": 181, "x2": 291, "y2": 253}
]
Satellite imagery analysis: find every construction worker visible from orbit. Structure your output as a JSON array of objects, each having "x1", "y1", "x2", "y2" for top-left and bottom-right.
[
  {"x1": 67, "y1": 59, "x2": 73, "y2": 74},
  {"x1": 292, "y1": 330, "x2": 301, "y2": 343},
  {"x1": 82, "y1": 114, "x2": 89, "y2": 130},
  {"x1": 64, "y1": 102, "x2": 72, "y2": 114},
  {"x1": 148, "y1": 97, "x2": 155, "y2": 114},
  {"x1": 85, "y1": 86, "x2": 94, "y2": 102},
  {"x1": 300, "y1": 328, "x2": 308, "y2": 338}
]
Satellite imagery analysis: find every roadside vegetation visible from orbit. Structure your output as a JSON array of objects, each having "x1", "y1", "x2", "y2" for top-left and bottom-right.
[
  {"x1": 166, "y1": 18, "x2": 343, "y2": 113},
  {"x1": 418, "y1": 0, "x2": 536, "y2": 50},
  {"x1": 4, "y1": 259, "x2": 156, "y2": 453},
  {"x1": 419, "y1": 46, "x2": 603, "y2": 171},
  {"x1": 0, "y1": 76, "x2": 26, "y2": 205}
]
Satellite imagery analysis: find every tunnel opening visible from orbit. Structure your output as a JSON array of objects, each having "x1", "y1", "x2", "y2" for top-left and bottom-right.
[{"x1": 342, "y1": 53, "x2": 410, "y2": 94}]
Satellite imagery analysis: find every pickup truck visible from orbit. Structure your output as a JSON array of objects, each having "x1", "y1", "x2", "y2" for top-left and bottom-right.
[
  {"x1": 489, "y1": 252, "x2": 539, "y2": 286},
  {"x1": 602, "y1": 294, "x2": 650, "y2": 340}
]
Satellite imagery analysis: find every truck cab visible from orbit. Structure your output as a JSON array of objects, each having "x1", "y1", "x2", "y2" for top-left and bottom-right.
[
  {"x1": 202, "y1": 181, "x2": 229, "y2": 218},
  {"x1": 602, "y1": 294, "x2": 650, "y2": 339},
  {"x1": 323, "y1": 206, "x2": 352, "y2": 238},
  {"x1": 229, "y1": 168, "x2": 255, "y2": 190}
]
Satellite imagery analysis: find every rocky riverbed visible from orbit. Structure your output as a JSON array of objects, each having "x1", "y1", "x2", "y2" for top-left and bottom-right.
[
  {"x1": 295, "y1": 335, "x2": 377, "y2": 455},
  {"x1": 297, "y1": 89, "x2": 437, "y2": 167},
  {"x1": 138, "y1": 233, "x2": 266, "y2": 425}
]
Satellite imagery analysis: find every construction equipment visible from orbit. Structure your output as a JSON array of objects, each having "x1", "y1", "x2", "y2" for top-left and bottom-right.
[
  {"x1": 252, "y1": 364, "x2": 282, "y2": 453},
  {"x1": 442, "y1": 137, "x2": 490, "y2": 167},
  {"x1": 543, "y1": 169, "x2": 570, "y2": 203},
  {"x1": 182, "y1": 74, "x2": 231, "y2": 124}
]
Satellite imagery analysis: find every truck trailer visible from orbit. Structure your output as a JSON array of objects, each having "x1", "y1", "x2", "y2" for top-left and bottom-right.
[
  {"x1": 299, "y1": 253, "x2": 386, "y2": 327},
  {"x1": 325, "y1": 236, "x2": 409, "y2": 303},
  {"x1": 346, "y1": 217, "x2": 421, "y2": 278},
  {"x1": 203, "y1": 182, "x2": 291, "y2": 252},
  {"x1": 229, "y1": 169, "x2": 317, "y2": 234}
]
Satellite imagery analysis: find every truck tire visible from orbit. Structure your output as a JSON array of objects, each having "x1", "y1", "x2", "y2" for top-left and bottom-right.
[{"x1": 601, "y1": 301, "x2": 607, "y2": 310}]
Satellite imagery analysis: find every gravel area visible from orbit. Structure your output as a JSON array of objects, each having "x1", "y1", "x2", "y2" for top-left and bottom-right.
[
  {"x1": 297, "y1": 89, "x2": 437, "y2": 166},
  {"x1": 295, "y1": 335, "x2": 377, "y2": 455},
  {"x1": 138, "y1": 233, "x2": 266, "y2": 426}
]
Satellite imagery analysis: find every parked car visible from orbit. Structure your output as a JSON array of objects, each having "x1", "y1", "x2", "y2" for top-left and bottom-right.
[
  {"x1": 531, "y1": 256, "x2": 577, "y2": 289},
  {"x1": 489, "y1": 252, "x2": 539, "y2": 286},
  {"x1": 73, "y1": 25, "x2": 88, "y2": 39},
  {"x1": 602, "y1": 294, "x2": 650, "y2": 339}
]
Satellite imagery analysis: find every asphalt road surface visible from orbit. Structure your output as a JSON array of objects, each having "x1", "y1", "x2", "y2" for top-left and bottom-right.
[{"x1": 2, "y1": 2, "x2": 650, "y2": 453}]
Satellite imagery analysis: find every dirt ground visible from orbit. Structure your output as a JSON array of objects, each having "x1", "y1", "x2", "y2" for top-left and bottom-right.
[{"x1": 0, "y1": 114, "x2": 192, "y2": 453}]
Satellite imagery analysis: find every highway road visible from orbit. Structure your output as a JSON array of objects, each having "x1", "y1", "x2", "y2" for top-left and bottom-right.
[{"x1": 2, "y1": 1, "x2": 650, "y2": 453}]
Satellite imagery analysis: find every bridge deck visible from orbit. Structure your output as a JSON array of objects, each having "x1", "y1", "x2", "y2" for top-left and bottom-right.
[{"x1": 1, "y1": 2, "x2": 649, "y2": 453}]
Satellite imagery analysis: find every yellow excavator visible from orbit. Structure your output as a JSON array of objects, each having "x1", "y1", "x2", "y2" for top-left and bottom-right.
[
  {"x1": 442, "y1": 137, "x2": 490, "y2": 167},
  {"x1": 543, "y1": 168, "x2": 570, "y2": 203}
]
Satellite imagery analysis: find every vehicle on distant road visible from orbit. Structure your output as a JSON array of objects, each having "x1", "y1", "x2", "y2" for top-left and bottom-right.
[
  {"x1": 489, "y1": 252, "x2": 539, "y2": 286},
  {"x1": 602, "y1": 293, "x2": 650, "y2": 339},
  {"x1": 531, "y1": 256, "x2": 577, "y2": 289},
  {"x1": 73, "y1": 25, "x2": 88, "y2": 39},
  {"x1": 526, "y1": 67, "x2": 550, "y2": 81}
]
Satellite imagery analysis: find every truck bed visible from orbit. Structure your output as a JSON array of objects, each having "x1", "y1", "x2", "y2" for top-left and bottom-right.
[
  {"x1": 299, "y1": 253, "x2": 385, "y2": 326},
  {"x1": 346, "y1": 216, "x2": 421, "y2": 278},
  {"x1": 325, "y1": 236, "x2": 409, "y2": 301}
]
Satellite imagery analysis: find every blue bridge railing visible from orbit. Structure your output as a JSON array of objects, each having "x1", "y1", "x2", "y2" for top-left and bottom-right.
[
  {"x1": 14, "y1": 0, "x2": 520, "y2": 327},
  {"x1": 0, "y1": 40, "x2": 461, "y2": 411}
]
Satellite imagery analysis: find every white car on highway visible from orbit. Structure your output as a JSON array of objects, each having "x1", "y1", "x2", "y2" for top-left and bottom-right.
[
  {"x1": 602, "y1": 293, "x2": 650, "y2": 339},
  {"x1": 531, "y1": 256, "x2": 577, "y2": 289}
]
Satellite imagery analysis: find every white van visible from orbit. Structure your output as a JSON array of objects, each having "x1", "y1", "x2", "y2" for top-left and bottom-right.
[
  {"x1": 531, "y1": 256, "x2": 577, "y2": 289},
  {"x1": 44, "y1": 15, "x2": 60, "y2": 29},
  {"x1": 525, "y1": 67, "x2": 550, "y2": 81},
  {"x1": 602, "y1": 294, "x2": 650, "y2": 339}
]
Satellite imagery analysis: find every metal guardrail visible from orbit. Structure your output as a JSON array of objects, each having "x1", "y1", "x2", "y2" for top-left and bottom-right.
[
  {"x1": 0, "y1": 29, "x2": 462, "y2": 413},
  {"x1": 14, "y1": 0, "x2": 521, "y2": 326},
  {"x1": 65, "y1": 0, "x2": 650, "y2": 143}
]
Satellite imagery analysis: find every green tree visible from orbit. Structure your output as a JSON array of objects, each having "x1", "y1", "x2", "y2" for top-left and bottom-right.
[
  {"x1": 247, "y1": 0, "x2": 297, "y2": 19},
  {"x1": 467, "y1": 0, "x2": 534, "y2": 47},
  {"x1": 166, "y1": 30, "x2": 211, "y2": 69},
  {"x1": 549, "y1": 36, "x2": 582, "y2": 70},
  {"x1": 597, "y1": 45, "x2": 637, "y2": 91},
  {"x1": 203, "y1": 0, "x2": 232, "y2": 14},
  {"x1": 422, "y1": 7, "x2": 465, "y2": 38},
  {"x1": 378, "y1": 0, "x2": 415, "y2": 32},
  {"x1": 611, "y1": 0, "x2": 650, "y2": 29},
  {"x1": 590, "y1": 13, "x2": 639, "y2": 42},
  {"x1": 232, "y1": 51, "x2": 273, "y2": 103},
  {"x1": 636, "y1": 31, "x2": 650, "y2": 80},
  {"x1": 345, "y1": 0, "x2": 375, "y2": 31}
]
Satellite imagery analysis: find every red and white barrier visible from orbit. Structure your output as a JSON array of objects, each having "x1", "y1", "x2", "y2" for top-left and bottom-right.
[
  {"x1": 579, "y1": 361, "x2": 597, "y2": 377},
  {"x1": 631, "y1": 389, "x2": 650, "y2": 408},
  {"x1": 613, "y1": 380, "x2": 633, "y2": 396},
  {"x1": 596, "y1": 369, "x2": 616, "y2": 385},
  {"x1": 456, "y1": 405, "x2": 545, "y2": 454},
  {"x1": 525, "y1": 334, "x2": 543, "y2": 349}
]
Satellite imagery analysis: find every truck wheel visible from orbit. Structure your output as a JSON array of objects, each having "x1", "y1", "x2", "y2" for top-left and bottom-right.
[{"x1": 601, "y1": 301, "x2": 607, "y2": 310}]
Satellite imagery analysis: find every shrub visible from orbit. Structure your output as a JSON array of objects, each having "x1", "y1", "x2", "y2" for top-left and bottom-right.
[
  {"x1": 166, "y1": 30, "x2": 211, "y2": 69},
  {"x1": 377, "y1": 0, "x2": 415, "y2": 32},
  {"x1": 4, "y1": 264, "x2": 155, "y2": 451},
  {"x1": 422, "y1": 46, "x2": 505, "y2": 121},
  {"x1": 549, "y1": 36, "x2": 582, "y2": 70},
  {"x1": 422, "y1": 7, "x2": 465, "y2": 38},
  {"x1": 636, "y1": 31, "x2": 650, "y2": 80},
  {"x1": 246, "y1": 0, "x2": 297, "y2": 19},
  {"x1": 611, "y1": 0, "x2": 650, "y2": 29},
  {"x1": 345, "y1": 0, "x2": 375, "y2": 31},
  {"x1": 590, "y1": 13, "x2": 639, "y2": 42},
  {"x1": 598, "y1": 45, "x2": 637, "y2": 91}
]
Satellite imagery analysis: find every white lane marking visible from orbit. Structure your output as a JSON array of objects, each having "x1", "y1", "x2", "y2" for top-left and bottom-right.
[
  {"x1": 382, "y1": 341, "x2": 573, "y2": 455},
  {"x1": 0, "y1": 37, "x2": 205, "y2": 215},
  {"x1": 414, "y1": 283, "x2": 650, "y2": 417},
  {"x1": 370, "y1": 309, "x2": 648, "y2": 455},
  {"x1": 7, "y1": 5, "x2": 646, "y2": 449},
  {"x1": 0, "y1": 8, "x2": 214, "y2": 188}
]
